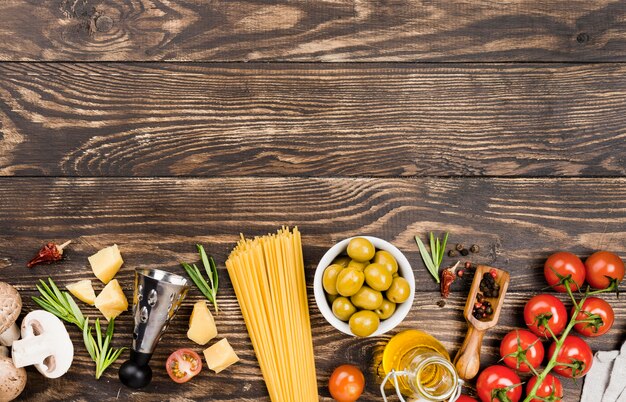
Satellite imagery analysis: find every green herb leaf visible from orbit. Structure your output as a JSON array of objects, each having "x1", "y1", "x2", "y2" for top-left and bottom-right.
[
  {"x1": 182, "y1": 244, "x2": 220, "y2": 312},
  {"x1": 415, "y1": 232, "x2": 449, "y2": 283}
]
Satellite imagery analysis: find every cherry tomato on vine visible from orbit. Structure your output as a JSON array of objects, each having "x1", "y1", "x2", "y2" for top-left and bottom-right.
[
  {"x1": 572, "y1": 297, "x2": 615, "y2": 337},
  {"x1": 499, "y1": 329, "x2": 544, "y2": 373},
  {"x1": 166, "y1": 349, "x2": 202, "y2": 383},
  {"x1": 526, "y1": 374, "x2": 563, "y2": 402},
  {"x1": 524, "y1": 294, "x2": 567, "y2": 338},
  {"x1": 548, "y1": 335, "x2": 593, "y2": 378},
  {"x1": 584, "y1": 251, "x2": 624, "y2": 289},
  {"x1": 544, "y1": 252, "x2": 585, "y2": 292},
  {"x1": 328, "y1": 364, "x2": 364, "y2": 402},
  {"x1": 457, "y1": 395, "x2": 479, "y2": 402},
  {"x1": 476, "y1": 365, "x2": 522, "y2": 402}
]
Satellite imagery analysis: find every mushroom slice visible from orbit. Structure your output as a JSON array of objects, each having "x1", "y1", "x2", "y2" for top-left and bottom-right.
[
  {"x1": 0, "y1": 282, "x2": 22, "y2": 346},
  {"x1": 11, "y1": 310, "x2": 74, "y2": 378}
]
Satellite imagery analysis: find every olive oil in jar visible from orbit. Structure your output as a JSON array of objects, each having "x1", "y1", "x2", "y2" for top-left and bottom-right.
[{"x1": 382, "y1": 330, "x2": 459, "y2": 401}]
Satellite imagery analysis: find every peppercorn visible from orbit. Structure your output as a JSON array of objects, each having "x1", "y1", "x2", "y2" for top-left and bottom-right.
[
  {"x1": 470, "y1": 244, "x2": 480, "y2": 253},
  {"x1": 465, "y1": 261, "x2": 472, "y2": 269},
  {"x1": 457, "y1": 269, "x2": 464, "y2": 277},
  {"x1": 448, "y1": 249, "x2": 458, "y2": 257},
  {"x1": 455, "y1": 243, "x2": 464, "y2": 251},
  {"x1": 460, "y1": 249, "x2": 469, "y2": 256}
]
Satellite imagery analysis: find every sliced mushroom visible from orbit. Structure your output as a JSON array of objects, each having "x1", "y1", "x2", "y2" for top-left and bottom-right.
[
  {"x1": 0, "y1": 282, "x2": 21, "y2": 347},
  {"x1": 0, "y1": 346, "x2": 26, "y2": 402},
  {"x1": 11, "y1": 310, "x2": 74, "y2": 378}
]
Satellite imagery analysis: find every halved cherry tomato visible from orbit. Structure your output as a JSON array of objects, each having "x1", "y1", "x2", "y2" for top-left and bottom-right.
[
  {"x1": 166, "y1": 349, "x2": 202, "y2": 383},
  {"x1": 328, "y1": 364, "x2": 364, "y2": 402},
  {"x1": 524, "y1": 294, "x2": 567, "y2": 338},
  {"x1": 544, "y1": 252, "x2": 585, "y2": 292},
  {"x1": 548, "y1": 335, "x2": 593, "y2": 378},
  {"x1": 476, "y1": 365, "x2": 522, "y2": 402},
  {"x1": 572, "y1": 297, "x2": 615, "y2": 337},
  {"x1": 499, "y1": 329, "x2": 544, "y2": 373},
  {"x1": 526, "y1": 374, "x2": 563, "y2": 402},
  {"x1": 585, "y1": 251, "x2": 624, "y2": 289}
]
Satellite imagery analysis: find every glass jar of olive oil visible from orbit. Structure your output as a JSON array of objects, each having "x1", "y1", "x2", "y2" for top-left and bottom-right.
[{"x1": 381, "y1": 330, "x2": 461, "y2": 402}]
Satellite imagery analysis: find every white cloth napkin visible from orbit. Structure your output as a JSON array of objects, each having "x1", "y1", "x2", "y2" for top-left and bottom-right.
[{"x1": 581, "y1": 341, "x2": 626, "y2": 402}]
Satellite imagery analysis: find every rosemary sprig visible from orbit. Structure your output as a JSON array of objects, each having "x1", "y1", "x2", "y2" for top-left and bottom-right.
[
  {"x1": 182, "y1": 244, "x2": 219, "y2": 312},
  {"x1": 33, "y1": 278, "x2": 125, "y2": 379},
  {"x1": 415, "y1": 232, "x2": 449, "y2": 283}
]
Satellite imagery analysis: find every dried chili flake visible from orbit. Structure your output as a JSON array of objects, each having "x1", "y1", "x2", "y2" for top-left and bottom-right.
[
  {"x1": 440, "y1": 261, "x2": 460, "y2": 298},
  {"x1": 27, "y1": 240, "x2": 71, "y2": 268}
]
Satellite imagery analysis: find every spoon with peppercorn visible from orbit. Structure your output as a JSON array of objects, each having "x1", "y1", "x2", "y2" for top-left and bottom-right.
[{"x1": 453, "y1": 265, "x2": 510, "y2": 381}]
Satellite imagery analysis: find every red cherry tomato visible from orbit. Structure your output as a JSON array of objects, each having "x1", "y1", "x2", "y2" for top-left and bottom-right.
[
  {"x1": 499, "y1": 329, "x2": 545, "y2": 373},
  {"x1": 548, "y1": 335, "x2": 593, "y2": 378},
  {"x1": 585, "y1": 251, "x2": 624, "y2": 289},
  {"x1": 524, "y1": 294, "x2": 568, "y2": 338},
  {"x1": 572, "y1": 297, "x2": 615, "y2": 337},
  {"x1": 166, "y1": 349, "x2": 202, "y2": 383},
  {"x1": 328, "y1": 364, "x2": 364, "y2": 402},
  {"x1": 544, "y1": 252, "x2": 585, "y2": 292},
  {"x1": 457, "y1": 395, "x2": 479, "y2": 402},
  {"x1": 476, "y1": 365, "x2": 522, "y2": 402},
  {"x1": 526, "y1": 374, "x2": 563, "y2": 402}
]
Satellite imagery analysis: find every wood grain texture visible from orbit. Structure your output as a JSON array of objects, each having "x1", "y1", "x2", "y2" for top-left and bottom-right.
[
  {"x1": 1, "y1": 63, "x2": 626, "y2": 177},
  {"x1": 0, "y1": 177, "x2": 624, "y2": 400},
  {"x1": 0, "y1": 0, "x2": 626, "y2": 61}
]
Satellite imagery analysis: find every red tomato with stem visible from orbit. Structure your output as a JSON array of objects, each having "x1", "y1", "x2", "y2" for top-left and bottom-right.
[
  {"x1": 328, "y1": 365, "x2": 365, "y2": 402},
  {"x1": 526, "y1": 374, "x2": 563, "y2": 402},
  {"x1": 499, "y1": 329, "x2": 545, "y2": 373},
  {"x1": 524, "y1": 294, "x2": 568, "y2": 338},
  {"x1": 585, "y1": 251, "x2": 624, "y2": 289},
  {"x1": 548, "y1": 335, "x2": 593, "y2": 378},
  {"x1": 166, "y1": 349, "x2": 202, "y2": 383},
  {"x1": 476, "y1": 365, "x2": 522, "y2": 402},
  {"x1": 572, "y1": 297, "x2": 615, "y2": 337},
  {"x1": 544, "y1": 252, "x2": 586, "y2": 292}
]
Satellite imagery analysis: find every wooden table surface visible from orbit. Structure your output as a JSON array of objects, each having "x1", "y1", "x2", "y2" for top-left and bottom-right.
[{"x1": 1, "y1": 1, "x2": 625, "y2": 401}]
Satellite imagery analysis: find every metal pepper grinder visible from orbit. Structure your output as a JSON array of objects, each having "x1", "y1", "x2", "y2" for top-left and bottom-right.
[{"x1": 119, "y1": 268, "x2": 189, "y2": 388}]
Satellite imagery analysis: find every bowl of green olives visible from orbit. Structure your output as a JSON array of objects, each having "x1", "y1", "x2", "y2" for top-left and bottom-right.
[{"x1": 314, "y1": 236, "x2": 415, "y2": 337}]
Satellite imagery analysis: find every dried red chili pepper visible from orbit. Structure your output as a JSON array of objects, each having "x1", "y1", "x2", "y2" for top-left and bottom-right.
[
  {"x1": 440, "y1": 261, "x2": 460, "y2": 298},
  {"x1": 27, "y1": 240, "x2": 71, "y2": 268}
]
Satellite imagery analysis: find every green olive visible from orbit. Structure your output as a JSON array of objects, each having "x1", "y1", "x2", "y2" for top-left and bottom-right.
[
  {"x1": 332, "y1": 256, "x2": 351, "y2": 267},
  {"x1": 336, "y1": 268, "x2": 365, "y2": 297},
  {"x1": 350, "y1": 286, "x2": 383, "y2": 310},
  {"x1": 322, "y1": 264, "x2": 344, "y2": 295},
  {"x1": 373, "y1": 250, "x2": 398, "y2": 275},
  {"x1": 332, "y1": 297, "x2": 357, "y2": 321},
  {"x1": 374, "y1": 299, "x2": 396, "y2": 320},
  {"x1": 347, "y1": 237, "x2": 375, "y2": 262},
  {"x1": 364, "y1": 263, "x2": 393, "y2": 291},
  {"x1": 349, "y1": 310, "x2": 380, "y2": 337},
  {"x1": 386, "y1": 277, "x2": 411, "y2": 303},
  {"x1": 327, "y1": 293, "x2": 338, "y2": 304},
  {"x1": 347, "y1": 259, "x2": 369, "y2": 271}
]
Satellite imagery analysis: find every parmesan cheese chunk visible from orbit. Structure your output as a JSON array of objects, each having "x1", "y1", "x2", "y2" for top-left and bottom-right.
[
  {"x1": 66, "y1": 279, "x2": 96, "y2": 305},
  {"x1": 88, "y1": 244, "x2": 124, "y2": 284},
  {"x1": 203, "y1": 339, "x2": 239, "y2": 373},
  {"x1": 187, "y1": 301, "x2": 217, "y2": 345},
  {"x1": 94, "y1": 279, "x2": 128, "y2": 321}
]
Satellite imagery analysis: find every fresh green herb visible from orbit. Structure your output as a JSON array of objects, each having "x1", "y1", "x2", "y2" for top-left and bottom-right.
[
  {"x1": 33, "y1": 278, "x2": 125, "y2": 379},
  {"x1": 415, "y1": 232, "x2": 449, "y2": 283},
  {"x1": 182, "y1": 244, "x2": 219, "y2": 312}
]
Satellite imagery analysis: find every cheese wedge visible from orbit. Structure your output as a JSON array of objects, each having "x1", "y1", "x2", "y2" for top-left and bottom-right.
[
  {"x1": 94, "y1": 279, "x2": 128, "y2": 321},
  {"x1": 203, "y1": 339, "x2": 239, "y2": 373},
  {"x1": 88, "y1": 244, "x2": 124, "y2": 284},
  {"x1": 187, "y1": 301, "x2": 217, "y2": 345},
  {"x1": 66, "y1": 280, "x2": 96, "y2": 305}
]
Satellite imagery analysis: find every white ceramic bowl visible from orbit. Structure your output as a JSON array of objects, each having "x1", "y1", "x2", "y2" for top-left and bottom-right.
[{"x1": 314, "y1": 236, "x2": 415, "y2": 337}]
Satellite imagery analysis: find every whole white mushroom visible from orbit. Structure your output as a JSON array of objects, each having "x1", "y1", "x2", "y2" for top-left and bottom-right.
[{"x1": 0, "y1": 346, "x2": 26, "y2": 402}]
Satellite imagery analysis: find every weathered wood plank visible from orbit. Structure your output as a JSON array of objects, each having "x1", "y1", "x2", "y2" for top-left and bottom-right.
[
  {"x1": 0, "y1": 0, "x2": 625, "y2": 61},
  {"x1": 1, "y1": 63, "x2": 626, "y2": 177},
  {"x1": 0, "y1": 177, "x2": 624, "y2": 400}
]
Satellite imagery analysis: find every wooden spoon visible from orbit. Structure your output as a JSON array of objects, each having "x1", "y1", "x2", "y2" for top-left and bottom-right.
[{"x1": 453, "y1": 265, "x2": 510, "y2": 381}]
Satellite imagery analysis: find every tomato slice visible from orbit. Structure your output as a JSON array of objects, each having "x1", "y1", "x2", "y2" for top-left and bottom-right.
[{"x1": 166, "y1": 349, "x2": 202, "y2": 383}]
